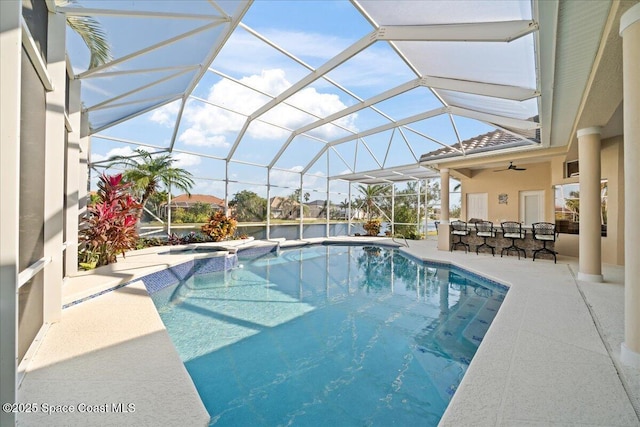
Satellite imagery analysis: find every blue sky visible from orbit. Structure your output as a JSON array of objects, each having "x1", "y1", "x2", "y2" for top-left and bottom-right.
[{"x1": 68, "y1": 0, "x2": 533, "y2": 204}]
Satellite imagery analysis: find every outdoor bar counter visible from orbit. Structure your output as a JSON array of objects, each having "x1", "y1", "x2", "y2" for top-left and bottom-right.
[{"x1": 452, "y1": 224, "x2": 555, "y2": 259}]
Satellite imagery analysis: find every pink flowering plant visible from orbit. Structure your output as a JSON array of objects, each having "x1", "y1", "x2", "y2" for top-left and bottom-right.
[{"x1": 78, "y1": 173, "x2": 142, "y2": 269}]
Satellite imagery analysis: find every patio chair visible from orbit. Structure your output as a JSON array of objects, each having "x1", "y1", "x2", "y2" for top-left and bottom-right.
[
  {"x1": 532, "y1": 222, "x2": 558, "y2": 263},
  {"x1": 450, "y1": 220, "x2": 470, "y2": 253},
  {"x1": 500, "y1": 221, "x2": 526, "y2": 259},
  {"x1": 475, "y1": 220, "x2": 496, "y2": 256}
]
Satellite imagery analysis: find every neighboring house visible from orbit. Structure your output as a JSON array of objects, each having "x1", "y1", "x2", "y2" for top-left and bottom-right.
[
  {"x1": 305, "y1": 200, "x2": 327, "y2": 218},
  {"x1": 165, "y1": 194, "x2": 225, "y2": 215},
  {"x1": 270, "y1": 196, "x2": 300, "y2": 219}
]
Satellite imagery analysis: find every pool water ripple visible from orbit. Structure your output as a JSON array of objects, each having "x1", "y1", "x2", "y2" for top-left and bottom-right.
[{"x1": 151, "y1": 244, "x2": 507, "y2": 426}]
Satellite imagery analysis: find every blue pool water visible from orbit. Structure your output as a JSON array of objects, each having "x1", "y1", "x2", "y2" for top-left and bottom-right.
[{"x1": 151, "y1": 244, "x2": 507, "y2": 426}]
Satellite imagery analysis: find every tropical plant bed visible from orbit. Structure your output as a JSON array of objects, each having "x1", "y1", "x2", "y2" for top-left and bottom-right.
[{"x1": 79, "y1": 175, "x2": 246, "y2": 270}]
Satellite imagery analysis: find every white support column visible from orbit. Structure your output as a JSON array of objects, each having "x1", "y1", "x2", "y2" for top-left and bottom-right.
[
  {"x1": 347, "y1": 183, "x2": 352, "y2": 235},
  {"x1": 0, "y1": 1, "x2": 22, "y2": 424},
  {"x1": 620, "y1": 3, "x2": 640, "y2": 368},
  {"x1": 43, "y1": 11, "x2": 67, "y2": 323},
  {"x1": 266, "y1": 169, "x2": 271, "y2": 240},
  {"x1": 167, "y1": 187, "x2": 172, "y2": 235},
  {"x1": 224, "y1": 161, "x2": 230, "y2": 216},
  {"x1": 64, "y1": 76, "x2": 81, "y2": 277},
  {"x1": 78, "y1": 112, "x2": 91, "y2": 218},
  {"x1": 424, "y1": 179, "x2": 428, "y2": 236},
  {"x1": 325, "y1": 197, "x2": 330, "y2": 237},
  {"x1": 417, "y1": 180, "x2": 421, "y2": 237},
  {"x1": 437, "y1": 168, "x2": 451, "y2": 250},
  {"x1": 391, "y1": 185, "x2": 395, "y2": 235},
  {"x1": 299, "y1": 174, "x2": 304, "y2": 240},
  {"x1": 326, "y1": 156, "x2": 330, "y2": 238},
  {"x1": 576, "y1": 127, "x2": 603, "y2": 283}
]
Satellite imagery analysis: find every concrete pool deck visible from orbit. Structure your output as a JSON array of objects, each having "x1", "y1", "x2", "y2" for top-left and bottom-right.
[
  {"x1": 16, "y1": 237, "x2": 640, "y2": 426},
  {"x1": 401, "y1": 239, "x2": 639, "y2": 426}
]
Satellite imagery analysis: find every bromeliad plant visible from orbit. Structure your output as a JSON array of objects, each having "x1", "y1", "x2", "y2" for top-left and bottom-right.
[
  {"x1": 78, "y1": 173, "x2": 142, "y2": 270},
  {"x1": 201, "y1": 211, "x2": 237, "y2": 242}
]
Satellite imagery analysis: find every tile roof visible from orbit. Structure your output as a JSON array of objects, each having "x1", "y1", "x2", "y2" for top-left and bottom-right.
[
  {"x1": 419, "y1": 126, "x2": 539, "y2": 162},
  {"x1": 169, "y1": 194, "x2": 225, "y2": 207}
]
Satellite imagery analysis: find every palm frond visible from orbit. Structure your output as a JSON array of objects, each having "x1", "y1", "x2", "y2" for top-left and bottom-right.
[{"x1": 57, "y1": 0, "x2": 112, "y2": 68}]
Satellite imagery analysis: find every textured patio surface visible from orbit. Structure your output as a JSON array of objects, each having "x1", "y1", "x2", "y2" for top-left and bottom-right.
[
  {"x1": 16, "y1": 237, "x2": 640, "y2": 426},
  {"x1": 400, "y1": 239, "x2": 639, "y2": 426}
]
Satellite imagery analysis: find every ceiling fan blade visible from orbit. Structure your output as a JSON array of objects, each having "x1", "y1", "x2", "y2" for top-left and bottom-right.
[{"x1": 494, "y1": 162, "x2": 526, "y2": 172}]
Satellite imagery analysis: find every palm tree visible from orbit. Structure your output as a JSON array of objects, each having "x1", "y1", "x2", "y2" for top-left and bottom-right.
[
  {"x1": 108, "y1": 149, "x2": 194, "y2": 219},
  {"x1": 357, "y1": 184, "x2": 390, "y2": 221},
  {"x1": 57, "y1": 0, "x2": 112, "y2": 68},
  {"x1": 339, "y1": 199, "x2": 350, "y2": 220}
]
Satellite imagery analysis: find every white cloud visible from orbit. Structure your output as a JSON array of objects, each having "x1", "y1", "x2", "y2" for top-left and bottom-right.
[
  {"x1": 172, "y1": 153, "x2": 201, "y2": 168},
  {"x1": 213, "y1": 31, "x2": 310, "y2": 80},
  {"x1": 240, "y1": 69, "x2": 291, "y2": 96},
  {"x1": 92, "y1": 146, "x2": 199, "y2": 174},
  {"x1": 178, "y1": 127, "x2": 229, "y2": 148},
  {"x1": 165, "y1": 69, "x2": 358, "y2": 153},
  {"x1": 189, "y1": 179, "x2": 225, "y2": 197},
  {"x1": 91, "y1": 146, "x2": 137, "y2": 163},
  {"x1": 269, "y1": 167, "x2": 302, "y2": 189},
  {"x1": 150, "y1": 100, "x2": 181, "y2": 127}
]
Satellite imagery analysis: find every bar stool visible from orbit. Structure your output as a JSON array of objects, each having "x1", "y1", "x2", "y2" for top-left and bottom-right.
[
  {"x1": 475, "y1": 220, "x2": 496, "y2": 256},
  {"x1": 500, "y1": 221, "x2": 526, "y2": 259},
  {"x1": 450, "y1": 220, "x2": 470, "y2": 253},
  {"x1": 532, "y1": 222, "x2": 558, "y2": 263}
]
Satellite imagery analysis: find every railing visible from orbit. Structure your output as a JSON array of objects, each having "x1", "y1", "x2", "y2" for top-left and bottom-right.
[{"x1": 392, "y1": 234, "x2": 409, "y2": 247}]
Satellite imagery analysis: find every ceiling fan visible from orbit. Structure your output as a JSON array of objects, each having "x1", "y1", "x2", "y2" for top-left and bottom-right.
[{"x1": 494, "y1": 162, "x2": 527, "y2": 172}]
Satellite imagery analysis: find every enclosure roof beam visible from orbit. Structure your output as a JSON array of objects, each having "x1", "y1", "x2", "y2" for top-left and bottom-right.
[
  {"x1": 226, "y1": 29, "x2": 378, "y2": 160},
  {"x1": 78, "y1": 20, "x2": 223, "y2": 79},
  {"x1": 268, "y1": 78, "x2": 422, "y2": 168},
  {"x1": 169, "y1": 1, "x2": 251, "y2": 152},
  {"x1": 378, "y1": 20, "x2": 538, "y2": 43},
  {"x1": 328, "y1": 107, "x2": 449, "y2": 147},
  {"x1": 448, "y1": 106, "x2": 541, "y2": 130},
  {"x1": 58, "y1": 7, "x2": 230, "y2": 21},
  {"x1": 421, "y1": 76, "x2": 539, "y2": 101}
]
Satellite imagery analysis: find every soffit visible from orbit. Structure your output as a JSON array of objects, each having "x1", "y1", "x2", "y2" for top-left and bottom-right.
[{"x1": 548, "y1": 0, "x2": 612, "y2": 148}]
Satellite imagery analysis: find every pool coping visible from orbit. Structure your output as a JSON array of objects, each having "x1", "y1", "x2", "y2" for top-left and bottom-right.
[{"x1": 18, "y1": 237, "x2": 639, "y2": 426}]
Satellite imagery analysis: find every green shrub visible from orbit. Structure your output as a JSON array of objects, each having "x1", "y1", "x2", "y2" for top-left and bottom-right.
[{"x1": 172, "y1": 207, "x2": 186, "y2": 223}]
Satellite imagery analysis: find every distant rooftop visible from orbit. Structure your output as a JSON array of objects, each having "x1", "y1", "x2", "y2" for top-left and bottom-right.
[
  {"x1": 419, "y1": 125, "x2": 539, "y2": 162},
  {"x1": 169, "y1": 194, "x2": 225, "y2": 207}
]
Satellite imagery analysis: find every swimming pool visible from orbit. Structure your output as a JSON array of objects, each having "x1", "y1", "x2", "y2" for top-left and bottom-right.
[{"x1": 151, "y1": 244, "x2": 507, "y2": 426}]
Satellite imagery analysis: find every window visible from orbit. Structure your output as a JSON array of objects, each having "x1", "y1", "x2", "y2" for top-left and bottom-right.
[{"x1": 554, "y1": 181, "x2": 607, "y2": 236}]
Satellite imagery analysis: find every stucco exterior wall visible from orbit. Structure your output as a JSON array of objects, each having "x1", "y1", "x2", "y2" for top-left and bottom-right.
[
  {"x1": 459, "y1": 162, "x2": 553, "y2": 224},
  {"x1": 456, "y1": 145, "x2": 624, "y2": 266}
]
